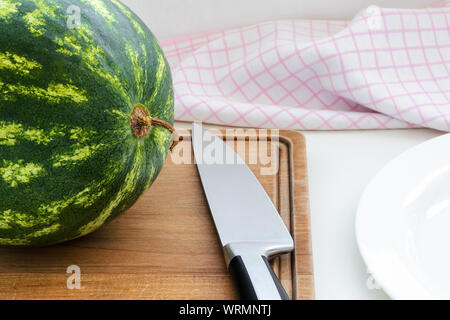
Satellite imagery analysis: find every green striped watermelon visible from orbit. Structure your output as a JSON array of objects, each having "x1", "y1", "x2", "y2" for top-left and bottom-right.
[{"x1": 0, "y1": 0, "x2": 174, "y2": 246}]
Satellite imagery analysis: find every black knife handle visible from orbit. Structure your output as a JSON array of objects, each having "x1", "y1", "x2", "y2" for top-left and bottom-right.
[{"x1": 229, "y1": 255, "x2": 290, "y2": 300}]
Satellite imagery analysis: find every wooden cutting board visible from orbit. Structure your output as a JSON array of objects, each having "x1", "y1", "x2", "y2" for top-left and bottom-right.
[{"x1": 0, "y1": 129, "x2": 314, "y2": 300}]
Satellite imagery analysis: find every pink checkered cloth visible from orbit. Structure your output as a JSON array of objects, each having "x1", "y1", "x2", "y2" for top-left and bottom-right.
[{"x1": 161, "y1": 2, "x2": 450, "y2": 130}]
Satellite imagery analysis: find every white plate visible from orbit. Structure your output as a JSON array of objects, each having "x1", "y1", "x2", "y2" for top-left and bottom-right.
[{"x1": 356, "y1": 133, "x2": 450, "y2": 300}]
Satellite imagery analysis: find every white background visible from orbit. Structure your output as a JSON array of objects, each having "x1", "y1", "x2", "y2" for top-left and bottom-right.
[
  {"x1": 122, "y1": 0, "x2": 443, "y2": 299},
  {"x1": 122, "y1": 0, "x2": 436, "y2": 38}
]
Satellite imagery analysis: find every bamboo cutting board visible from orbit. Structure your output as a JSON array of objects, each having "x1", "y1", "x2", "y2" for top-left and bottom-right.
[{"x1": 0, "y1": 129, "x2": 314, "y2": 300}]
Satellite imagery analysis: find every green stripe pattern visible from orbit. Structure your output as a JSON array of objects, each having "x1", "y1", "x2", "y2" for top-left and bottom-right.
[{"x1": 0, "y1": 0, "x2": 174, "y2": 246}]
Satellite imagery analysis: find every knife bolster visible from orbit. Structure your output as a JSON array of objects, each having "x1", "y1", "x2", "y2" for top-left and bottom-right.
[{"x1": 223, "y1": 242, "x2": 293, "y2": 266}]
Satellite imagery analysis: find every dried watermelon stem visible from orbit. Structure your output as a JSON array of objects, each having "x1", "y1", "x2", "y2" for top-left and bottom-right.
[
  {"x1": 148, "y1": 117, "x2": 175, "y2": 133},
  {"x1": 131, "y1": 106, "x2": 178, "y2": 151}
]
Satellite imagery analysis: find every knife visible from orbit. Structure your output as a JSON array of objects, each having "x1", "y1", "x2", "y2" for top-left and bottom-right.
[{"x1": 192, "y1": 123, "x2": 294, "y2": 300}]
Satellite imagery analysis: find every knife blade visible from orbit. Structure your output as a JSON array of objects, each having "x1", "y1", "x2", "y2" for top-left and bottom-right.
[{"x1": 192, "y1": 123, "x2": 294, "y2": 300}]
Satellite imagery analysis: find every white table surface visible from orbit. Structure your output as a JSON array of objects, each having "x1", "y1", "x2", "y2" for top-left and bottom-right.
[
  {"x1": 302, "y1": 129, "x2": 442, "y2": 299},
  {"x1": 122, "y1": 0, "x2": 442, "y2": 300}
]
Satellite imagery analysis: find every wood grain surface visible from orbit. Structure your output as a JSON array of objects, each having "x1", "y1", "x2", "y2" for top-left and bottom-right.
[{"x1": 0, "y1": 129, "x2": 314, "y2": 300}]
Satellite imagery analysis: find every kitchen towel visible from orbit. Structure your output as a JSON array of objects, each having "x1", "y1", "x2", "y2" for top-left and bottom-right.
[{"x1": 160, "y1": 1, "x2": 450, "y2": 131}]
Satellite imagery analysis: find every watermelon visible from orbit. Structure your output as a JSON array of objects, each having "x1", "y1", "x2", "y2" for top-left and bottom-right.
[{"x1": 0, "y1": 0, "x2": 174, "y2": 246}]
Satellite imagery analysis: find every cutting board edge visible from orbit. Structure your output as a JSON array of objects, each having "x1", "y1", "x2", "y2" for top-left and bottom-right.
[{"x1": 278, "y1": 130, "x2": 314, "y2": 300}]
